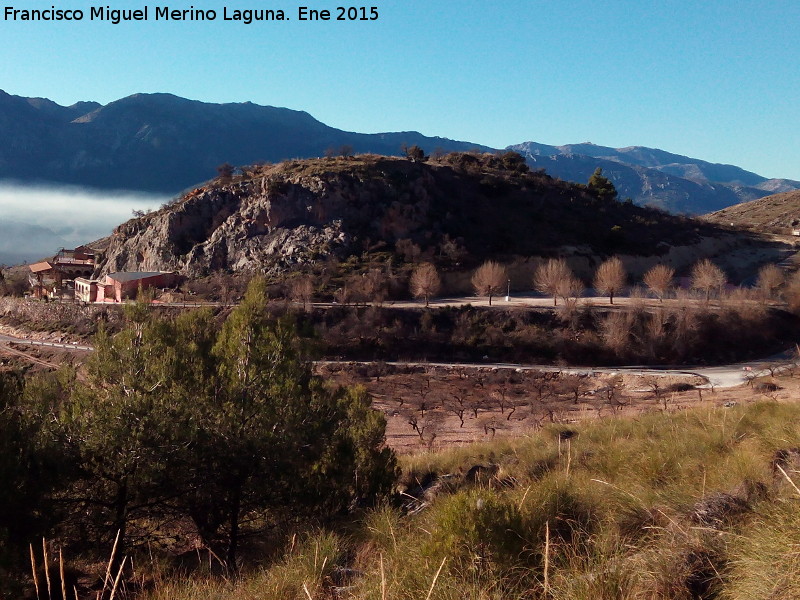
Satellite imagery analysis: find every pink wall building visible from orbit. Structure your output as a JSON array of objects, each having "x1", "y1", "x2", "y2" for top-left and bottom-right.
[{"x1": 75, "y1": 272, "x2": 177, "y2": 303}]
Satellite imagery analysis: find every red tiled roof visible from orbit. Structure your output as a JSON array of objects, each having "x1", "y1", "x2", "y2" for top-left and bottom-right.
[{"x1": 29, "y1": 261, "x2": 55, "y2": 273}]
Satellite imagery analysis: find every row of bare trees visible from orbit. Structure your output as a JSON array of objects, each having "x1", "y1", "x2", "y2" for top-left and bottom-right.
[
  {"x1": 283, "y1": 255, "x2": 796, "y2": 310},
  {"x1": 465, "y1": 256, "x2": 796, "y2": 307}
]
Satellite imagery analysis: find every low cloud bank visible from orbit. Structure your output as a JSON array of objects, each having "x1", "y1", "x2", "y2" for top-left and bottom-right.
[{"x1": 0, "y1": 182, "x2": 166, "y2": 264}]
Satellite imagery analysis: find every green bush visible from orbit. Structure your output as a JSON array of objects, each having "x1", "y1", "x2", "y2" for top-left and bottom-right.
[{"x1": 425, "y1": 490, "x2": 527, "y2": 573}]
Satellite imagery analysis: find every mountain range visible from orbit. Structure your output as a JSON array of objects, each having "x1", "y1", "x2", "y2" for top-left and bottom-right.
[
  {"x1": 509, "y1": 142, "x2": 800, "y2": 215},
  {"x1": 0, "y1": 89, "x2": 491, "y2": 194},
  {"x1": 1, "y1": 89, "x2": 799, "y2": 266}
]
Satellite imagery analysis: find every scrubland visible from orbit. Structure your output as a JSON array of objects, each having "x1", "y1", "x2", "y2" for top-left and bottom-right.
[
  {"x1": 120, "y1": 398, "x2": 800, "y2": 600},
  {"x1": 18, "y1": 393, "x2": 800, "y2": 600}
]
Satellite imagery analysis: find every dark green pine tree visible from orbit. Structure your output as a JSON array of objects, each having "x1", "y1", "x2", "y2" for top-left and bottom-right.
[{"x1": 588, "y1": 167, "x2": 619, "y2": 202}]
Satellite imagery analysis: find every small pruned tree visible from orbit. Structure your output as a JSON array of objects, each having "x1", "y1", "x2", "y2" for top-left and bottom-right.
[
  {"x1": 594, "y1": 256, "x2": 626, "y2": 304},
  {"x1": 471, "y1": 261, "x2": 508, "y2": 306},
  {"x1": 643, "y1": 264, "x2": 675, "y2": 302},
  {"x1": 691, "y1": 259, "x2": 726, "y2": 302},
  {"x1": 410, "y1": 262, "x2": 441, "y2": 307},
  {"x1": 402, "y1": 144, "x2": 427, "y2": 162},
  {"x1": 216, "y1": 162, "x2": 235, "y2": 181},
  {"x1": 756, "y1": 263, "x2": 784, "y2": 303},
  {"x1": 535, "y1": 258, "x2": 575, "y2": 306}
]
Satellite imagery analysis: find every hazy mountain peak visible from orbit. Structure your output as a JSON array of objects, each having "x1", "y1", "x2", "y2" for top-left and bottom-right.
[{"x1": 509, "y1": 140, "x2": 800, "y2": 214}]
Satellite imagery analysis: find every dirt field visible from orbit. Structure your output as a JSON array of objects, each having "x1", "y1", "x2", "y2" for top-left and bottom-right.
[
  {"x1": 317, "y1": 363, "x2": 796, "y2": 453},
  {"x1": 2, "y1": 323, "x2": 794, "y2": 456}
]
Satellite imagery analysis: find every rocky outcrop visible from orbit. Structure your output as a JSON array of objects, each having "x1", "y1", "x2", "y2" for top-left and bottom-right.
[
  {"x1": 100, "y1": 176, "x2": 353, "y2": 277},
  {"x1": 96, "y1": 154, "x2": 730, "y2": 278}
]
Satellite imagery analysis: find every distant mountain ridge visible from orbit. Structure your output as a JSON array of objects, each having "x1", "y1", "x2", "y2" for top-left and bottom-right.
[
  {"x1": 1, "y1": 89, "x2": 797, "y2": 216},
  {"x1": 508, "y1": 141, "x2": 800, "y2": 214},
  {"x1": 0, "y1": 90, "x2": 492, "y2": 193}
]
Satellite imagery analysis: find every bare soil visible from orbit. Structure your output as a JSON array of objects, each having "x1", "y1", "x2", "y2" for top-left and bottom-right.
[{"x1": 317, "y1": 363, "x2": 797, "y2": 454}]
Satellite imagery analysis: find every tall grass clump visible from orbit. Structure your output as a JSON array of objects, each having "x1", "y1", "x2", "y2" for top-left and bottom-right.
[
  {"x1": 723, "y1": 500, "x2": 800, "y2": 600},
  {"x1": 142, "y1": 530, "x2": 342, "y2": 600}
]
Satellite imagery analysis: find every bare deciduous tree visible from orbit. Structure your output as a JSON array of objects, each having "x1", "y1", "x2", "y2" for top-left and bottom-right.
[
  {"x1": 558, "y1": 374, "x2": 591, "y2": 405},
  {"x1": 288, "y1": 276, "x2": 314, "y2": 311},
  {"x1": 363, "y1": 268, "x2": 389, "y2": 306},
  {"x1": 643, "y1": 264, "x2": 675, "y2": 302},
  {"x1": 756, "y1": 263, "x2": 784, "y2": 303},
  {"x1": 410, "y1": 262, "x2": 441, "y2": 307},
  {"x1": 557, "y1": 274, "x2": 583, "y2": 304},
  {"x1": 690, "y1": 259, "x2": 726, "y2": 302},
  {"x1": 396, "y1": 239, "x2": 422, "y2": 264},
  {"x1": 471, "y1": 261, "x2": 508, "y2": 306},
  {"x1": 535, "y1": 258, "x2": 576, "y2": 306},
  {"x1": 594, "y1": 256, "x2": 626, "y2": 304},
  {"x1": 599, "y1": 311, "x2": 632, "y2": 358},
  {"x1": 601, "y1": 375, "x2": 626, "y2": 413}
]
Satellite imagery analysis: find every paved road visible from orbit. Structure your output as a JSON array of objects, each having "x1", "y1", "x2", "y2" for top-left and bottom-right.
[
  {"x1": 1, "y1": 332, "x2": 794, "y2": 389},
  {"x1": 0, "y1": 333, "x2": 94, "y2": 352},
  {"x1": 309, "y1": 290, "x2": 790, "y2": 311}
]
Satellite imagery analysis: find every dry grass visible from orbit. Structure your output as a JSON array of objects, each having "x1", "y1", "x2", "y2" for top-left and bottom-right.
[{"x1": 122, "y1": 398, "x2": 800, "y2": 600}]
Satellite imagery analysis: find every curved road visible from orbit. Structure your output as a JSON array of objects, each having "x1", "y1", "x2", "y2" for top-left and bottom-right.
[{"x1": 1, "y1": 331, "x2": 794, "y2": 389}]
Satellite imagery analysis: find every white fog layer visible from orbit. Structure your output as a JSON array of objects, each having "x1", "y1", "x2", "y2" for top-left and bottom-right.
[{"x1": 0, "y1": 183, "x2": 165, "y2": 264}]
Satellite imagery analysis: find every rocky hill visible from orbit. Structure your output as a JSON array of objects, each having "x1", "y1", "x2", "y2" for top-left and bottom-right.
[
  {"x1": 0, "y1": 90, "x2": 491, "y2": 193},
  {"x1": 705, "y1": 190, "x2": 800, "y2": 232},
  {"x1": 97, "y1": 152, "x2": 731, "y2": 278},
  {"x1": 509, "y1": 141, "x2": 800, "y2": 215}
]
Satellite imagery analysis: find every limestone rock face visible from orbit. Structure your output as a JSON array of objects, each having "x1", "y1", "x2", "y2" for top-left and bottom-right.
[{"x1": 99, "y1": 175, "x2": 355, "y2": 277}]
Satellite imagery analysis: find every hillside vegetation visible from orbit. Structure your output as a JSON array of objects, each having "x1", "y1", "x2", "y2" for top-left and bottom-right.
[{"x1": 706, "y1": 189, "x2": 800, "y2": 232}]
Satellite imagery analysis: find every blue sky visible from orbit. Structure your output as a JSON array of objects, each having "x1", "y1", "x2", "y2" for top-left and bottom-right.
[{"x1": 3, "y1": 0, "x2": 800, "y2": 180}]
